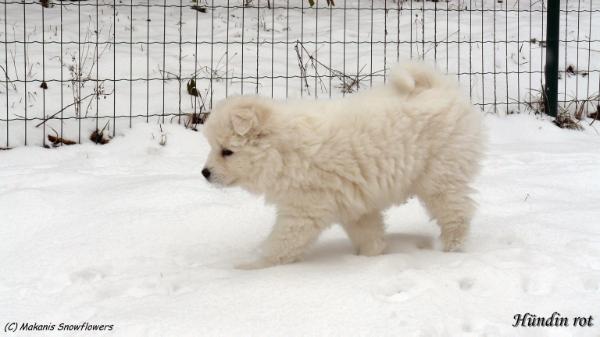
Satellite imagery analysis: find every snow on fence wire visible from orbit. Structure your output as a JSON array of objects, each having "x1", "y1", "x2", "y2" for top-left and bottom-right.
[{"x1": 0, "y1": 0, "x2": 599, "y2": 147}]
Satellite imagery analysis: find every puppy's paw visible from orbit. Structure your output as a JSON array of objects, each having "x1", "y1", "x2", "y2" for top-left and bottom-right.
[
  {"x1": 235, "y1": 258, "x2": 274, "y2": 270},
  {"x1": 441, "y1": 227, "x2": 467, "y2": 252},
  {"x1": 442, "y1": 238, "x2": 464, "y2": 252},
  {"x1": 358, "y1": 238, "x2": 386, "y2": 256}
]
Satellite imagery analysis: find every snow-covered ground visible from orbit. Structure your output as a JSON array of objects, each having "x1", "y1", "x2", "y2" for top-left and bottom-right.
[
  {"x1": 1, "y1": 1, "x2": 600, "y2": 336},
  {"x1": 1, "y1": 114, "x2": 599, "y2": 336}
]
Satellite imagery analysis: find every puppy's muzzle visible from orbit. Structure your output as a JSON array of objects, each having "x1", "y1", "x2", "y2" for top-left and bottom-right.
[{"x1": 202, "y1": 168, "x2": 211, "y2": 180}]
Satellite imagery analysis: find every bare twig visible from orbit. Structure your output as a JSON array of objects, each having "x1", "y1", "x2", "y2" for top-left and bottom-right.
[
  {"x1": 294, "y1": 41, "x2": 385, "y2": 95},
  {"x1": 294, "y1": 43, "x2": 311, "y2": 95},
  {"x1": 0, "y1": 64, "x2": 17, "y2": 91},
  {"x1": 35, "y1": 92, "x2": 95, "y2": 128}
]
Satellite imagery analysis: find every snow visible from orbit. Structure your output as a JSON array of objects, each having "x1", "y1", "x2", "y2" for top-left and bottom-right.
[
  {"x1": 1, "y1": 0, "x2": 600, "y2": 336},
  {"x1": 1, "y1": 115, "x2": 600, "y2": 336}
]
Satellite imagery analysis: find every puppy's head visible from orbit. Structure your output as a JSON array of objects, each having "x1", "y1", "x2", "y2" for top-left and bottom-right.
[{"x1": 202, "y1": 96, "x2": 280, "y2": 191}]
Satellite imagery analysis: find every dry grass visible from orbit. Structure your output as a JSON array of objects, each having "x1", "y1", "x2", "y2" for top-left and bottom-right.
[
  {"x1": 184, "y1": 112, "x2": 210, "y2": 131},
  {"x1": 47, "y1": 135, "x2": 77, "y2": 147},
  {"x1": 524, "y1": 86, "x2": 548, "y2": 115},
  {"x1": 553, "y1": 112, "x2": 584, "y2": 130},
  {"x1": 89, "y1": 122, "x2": 111, "y2": 145},
  {"x1": 525, "y1": 82, "x2": 598, "y2": 130}
]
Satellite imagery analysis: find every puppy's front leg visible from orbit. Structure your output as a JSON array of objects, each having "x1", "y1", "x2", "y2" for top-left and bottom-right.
[{"x1": 236, "y1": 213, "x2": 326, "y2": 270}]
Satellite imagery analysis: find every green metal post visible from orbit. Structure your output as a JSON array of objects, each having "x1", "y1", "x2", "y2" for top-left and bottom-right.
[{"x1": 544, "y1": 0, "x2": 560, "y2": 117}]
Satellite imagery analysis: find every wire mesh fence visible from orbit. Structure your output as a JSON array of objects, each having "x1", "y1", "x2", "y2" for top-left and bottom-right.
[{"x1": 1, "y1": 0, "x2": 599, "y2": 147}]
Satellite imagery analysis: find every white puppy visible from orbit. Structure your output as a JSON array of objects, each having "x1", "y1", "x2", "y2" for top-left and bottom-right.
[{"x1": 202, "y1": 62, "x2": 484, "y2": 269}]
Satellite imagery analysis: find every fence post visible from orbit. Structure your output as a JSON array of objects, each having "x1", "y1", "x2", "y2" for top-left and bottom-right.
[{"x1": 544, "y1": 0, "x2": 560, "y2": 117}]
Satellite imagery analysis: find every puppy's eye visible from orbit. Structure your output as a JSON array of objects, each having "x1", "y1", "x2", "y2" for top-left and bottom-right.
[{"x1": 221, "y1": 148, "x2": 234, "y2": 157}]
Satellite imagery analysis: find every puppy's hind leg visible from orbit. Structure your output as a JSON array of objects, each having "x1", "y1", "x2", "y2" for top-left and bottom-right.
[
  {"x1": 418, "y1": 188, "x2": 476, "y2": 252},
  {"x1": 236, "y1": 213, "x2": 327, "y2": 270},
  {"x1": 342, "y1": 211, "x2": 387, "y2": 256}
]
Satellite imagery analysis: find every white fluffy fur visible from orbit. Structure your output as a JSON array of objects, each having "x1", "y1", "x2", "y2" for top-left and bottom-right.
[{"x1": 202, "y1": 62, "x2": 484, "y2": 269}]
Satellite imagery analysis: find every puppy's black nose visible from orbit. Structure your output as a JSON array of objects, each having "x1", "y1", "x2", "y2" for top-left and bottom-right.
[{"x1": 202, "y1": 168, "x2": 211, "y2": 180}]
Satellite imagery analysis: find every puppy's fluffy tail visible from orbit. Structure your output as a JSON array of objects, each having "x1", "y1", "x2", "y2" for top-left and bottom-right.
[{"x1": 390, "y1": 62, "x2": 445, "y2": 95}]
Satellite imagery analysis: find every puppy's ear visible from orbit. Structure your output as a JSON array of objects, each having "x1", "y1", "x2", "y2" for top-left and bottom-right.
[
  {"x1": 230, "y1": 109, "x2": 256, "y2": 136},
  {"x1": 230, "y1": 103, "x2": 271, "y2": 137}
]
